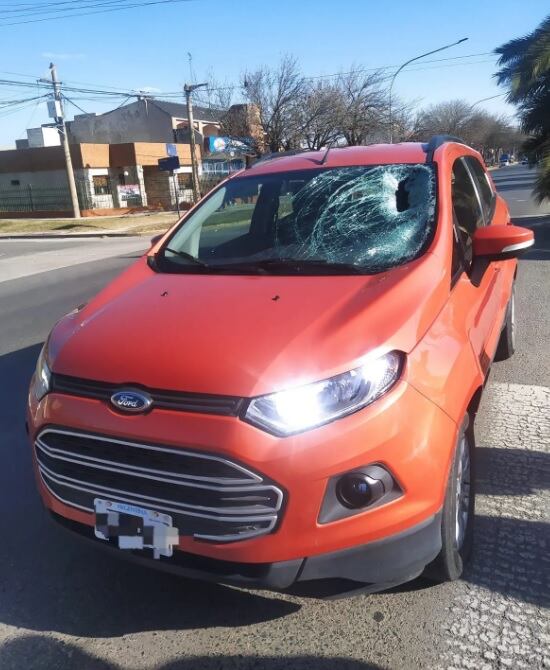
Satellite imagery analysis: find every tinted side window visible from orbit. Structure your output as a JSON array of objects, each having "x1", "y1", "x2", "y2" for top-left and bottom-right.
[
  {"x1": 451, "y1": 223, "x2": 464, "y2": 281},
  {"x1": 452, "y1": 159, "x2": 484, "y2": 234},
  {"x1": 451, "y1": 158, "x2": 484, "y2": 268},
  {"x1": 465, "y1": 156, "x2": 494, "y2": 221}
]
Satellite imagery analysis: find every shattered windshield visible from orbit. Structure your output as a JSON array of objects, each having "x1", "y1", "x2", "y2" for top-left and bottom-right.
[{"x1": 160, "y1": 164, "x2": 436, "y2": 275}]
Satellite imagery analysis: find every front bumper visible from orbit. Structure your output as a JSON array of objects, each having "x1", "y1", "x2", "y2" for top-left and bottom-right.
[
  {"x1": 50, "y1": 509, "x2": 442, "y2": 593},
  {"x1": 29, "y1": 377, "x2": 457, "y2": 585}
]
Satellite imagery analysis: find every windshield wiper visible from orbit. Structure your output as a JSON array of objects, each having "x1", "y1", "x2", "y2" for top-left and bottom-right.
[
  {"x1": 208, "y1": 258, "x2": 365, "y2": 274},
  {"x1": 162, "y1": 247, "x2": 209, "y2": 267}
]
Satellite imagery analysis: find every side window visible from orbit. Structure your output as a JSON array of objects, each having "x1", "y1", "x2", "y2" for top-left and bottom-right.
[
  {"x1": 451, "y1": 223, "x2": 464, "y2": 282},
  {"x1": 451, "y1": 158, "x2": 484, "y2": 268},
  {"x1": 464, "y1": 156, "x2": 494, "y2": 222}
]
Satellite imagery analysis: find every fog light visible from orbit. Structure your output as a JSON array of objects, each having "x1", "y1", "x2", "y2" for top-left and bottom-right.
[{"x1": 336, "y1": 471, "x2": 386, "y2": 509}]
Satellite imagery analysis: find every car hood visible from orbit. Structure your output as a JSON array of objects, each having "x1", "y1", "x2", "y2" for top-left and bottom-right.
[{"x1": 51, "y1": 254, "x2": 447, "y2": 397}]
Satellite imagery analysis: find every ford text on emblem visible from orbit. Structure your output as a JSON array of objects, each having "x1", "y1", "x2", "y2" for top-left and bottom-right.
[{"x1": 110, "y1": 390, "x2": 153, "y2": 413}]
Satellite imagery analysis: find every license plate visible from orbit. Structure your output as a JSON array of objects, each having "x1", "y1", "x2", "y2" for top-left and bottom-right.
[{"x1": 94, "y1": 498, "x2": 179, "y2": 559}]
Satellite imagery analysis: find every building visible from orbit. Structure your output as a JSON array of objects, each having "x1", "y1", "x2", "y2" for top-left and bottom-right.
[
  {"x1": 0, "y1": 98, "x2": 262, "y2": 217},
  {"x1": 0, "y1": 141, "x2": 201, "y2": 216},
  {"x1": 68, "y1": 98, "x2": 222, "y2": 145}
]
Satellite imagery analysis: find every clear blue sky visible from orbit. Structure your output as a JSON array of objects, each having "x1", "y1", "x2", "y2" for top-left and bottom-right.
[{"x1": 0, "y1": 0, "x2": 548, "y2": 146}]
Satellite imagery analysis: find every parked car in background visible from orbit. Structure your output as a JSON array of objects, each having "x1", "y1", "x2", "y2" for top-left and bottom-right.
[
  {"x1": 500, "y1": 154, "x2": 510, "y2": 167},
  {"x1": 28, "y1": 136, "x2": 534, "y2": 596}
]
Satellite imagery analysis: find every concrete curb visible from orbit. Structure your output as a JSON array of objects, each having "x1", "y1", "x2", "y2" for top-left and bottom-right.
[{"x1": 0, "y1": 231, "x2": 146, "y2": 240}]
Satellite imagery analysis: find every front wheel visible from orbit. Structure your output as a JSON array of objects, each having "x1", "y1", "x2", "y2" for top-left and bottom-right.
[{"x1": 425, "y1": 415, "x2": 475, "y2": 582}]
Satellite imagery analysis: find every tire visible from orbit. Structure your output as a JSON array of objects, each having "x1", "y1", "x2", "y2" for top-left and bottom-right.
[
  {"x1": 494, "y1": 284, "x2": 516, "y2": 361},
  {"x1": 424, "y1": 415, "x2": 476, "y2": 582}
]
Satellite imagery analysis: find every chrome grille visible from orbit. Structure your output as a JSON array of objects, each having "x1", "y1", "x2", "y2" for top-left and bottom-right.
[{"x1": 35, "y1": 428, "x2": 284, "y2": 542}]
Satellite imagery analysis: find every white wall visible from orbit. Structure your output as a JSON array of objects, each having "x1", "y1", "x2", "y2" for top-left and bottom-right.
[{"x1": 27, "y1": 127, "x2": 61, "y2": 148}]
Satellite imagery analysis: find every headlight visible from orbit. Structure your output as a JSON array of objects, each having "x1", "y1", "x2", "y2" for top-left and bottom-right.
[
  {"x1": 244, "y1": 351, "x2": 403, "y2": 436},
  {"x1": 33, "y1": 343, "x2": 52, "y2": 401}
]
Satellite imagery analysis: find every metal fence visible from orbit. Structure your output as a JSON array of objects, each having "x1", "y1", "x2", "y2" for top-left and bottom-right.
[{"x1": 0, "y1": 173, "x2": 229, "y2": 216}]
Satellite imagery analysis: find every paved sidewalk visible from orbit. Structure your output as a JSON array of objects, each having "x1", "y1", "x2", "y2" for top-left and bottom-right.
[{"x1": 440, "y1": 382, "x2": 550, "y2": 670}]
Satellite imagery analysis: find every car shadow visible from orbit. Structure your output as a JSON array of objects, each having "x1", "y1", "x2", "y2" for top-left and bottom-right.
[
  {"x1": 476, "y1": 446, "x2": 549, "y2": 496},
  {"x1": 0, "y1": 343, "x2": 300, "y2": 637},
  {"x1": 0, "y1": 637, "x2": 385, "y2": 670},
  {"x1": 462, "y1": 439, "x2": 550, "y2": 607}
]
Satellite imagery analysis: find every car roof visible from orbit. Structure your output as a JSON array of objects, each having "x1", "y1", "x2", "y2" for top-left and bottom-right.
[{"x1": 244, "y1": 142, "x2": 448, "y2": 176}]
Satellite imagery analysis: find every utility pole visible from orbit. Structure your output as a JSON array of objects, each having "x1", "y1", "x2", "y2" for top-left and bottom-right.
[
  {"x1": 49, "y1": 63, "x2": 80, "y2": 218},
  {"x1": 184, "y1": 82, "x2": 207, "y2": 203}
]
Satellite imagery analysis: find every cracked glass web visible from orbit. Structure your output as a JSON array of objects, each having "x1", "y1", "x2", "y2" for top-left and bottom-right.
[
  {"x1": 169, "y1": 163, "x2": 436, "y2": 273},
  {"x1": 285, "y1": 164, "x2": 436, "y2": 270}
]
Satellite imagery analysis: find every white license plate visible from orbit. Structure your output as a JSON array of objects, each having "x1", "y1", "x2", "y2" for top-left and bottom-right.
[{"x1": 94, "y1": 498, "x2": 179, "y2": 559}]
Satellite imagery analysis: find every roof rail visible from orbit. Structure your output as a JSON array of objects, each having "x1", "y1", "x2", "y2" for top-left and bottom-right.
[
  {"x1": 248, "y1": 148, "x2": 314, "y2": 169},
  {"x1": 424, "y1": 135, "x2": 465, "y2": 162}
]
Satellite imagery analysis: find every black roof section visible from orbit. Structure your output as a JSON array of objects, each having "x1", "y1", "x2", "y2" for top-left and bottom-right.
[
  {"x1": 149, "y1": 99, "x2": 223, "y2": 123},
  {"x1": 424, "y1": 135, "x2": 466, "y2": 162}
]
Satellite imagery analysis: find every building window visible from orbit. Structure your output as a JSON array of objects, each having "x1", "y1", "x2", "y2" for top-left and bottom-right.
[
  {"x1": 10, "y1": 179, "x2": 20, "y2": 187},
  {"x1": 92, "y1": 175, "x2": 110, "y2": 195}
]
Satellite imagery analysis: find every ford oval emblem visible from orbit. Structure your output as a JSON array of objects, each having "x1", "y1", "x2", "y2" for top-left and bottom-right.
[{"x1": 110, "y1": 389, "x2": 153, "y2": 413}]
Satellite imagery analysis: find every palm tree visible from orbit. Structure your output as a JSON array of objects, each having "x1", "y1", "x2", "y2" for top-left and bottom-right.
[{"x1": 495, "y1": 15, "x2": 550, "y2": 202}]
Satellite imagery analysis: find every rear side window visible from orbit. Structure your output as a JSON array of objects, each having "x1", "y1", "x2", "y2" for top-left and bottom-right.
[{"x1": 464, "y1": 156, "x2": 494, "y2": 221}]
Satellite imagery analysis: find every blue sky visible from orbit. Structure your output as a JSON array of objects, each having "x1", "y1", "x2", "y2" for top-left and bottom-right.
[{"x1": 0, "y1": 0, "x2": 548, "y2": 146}]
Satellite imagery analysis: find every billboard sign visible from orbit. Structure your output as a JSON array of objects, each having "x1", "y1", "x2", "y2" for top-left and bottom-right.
[
  {"x1": 207, "y1": 136, "x2": 253, "y2": 155},
  {"x1": 118, "y1": 184, "x2": 141, "y2": 203}
]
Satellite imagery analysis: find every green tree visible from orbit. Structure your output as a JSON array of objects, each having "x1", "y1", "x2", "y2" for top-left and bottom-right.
[{"x1": 495, "y1": 15, "x2": 550, "y2": 201}]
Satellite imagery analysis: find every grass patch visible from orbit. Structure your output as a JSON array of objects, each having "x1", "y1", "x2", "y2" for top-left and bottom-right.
[{"x1": 0, "y1": 211, "x2": 180, "y2": 235}]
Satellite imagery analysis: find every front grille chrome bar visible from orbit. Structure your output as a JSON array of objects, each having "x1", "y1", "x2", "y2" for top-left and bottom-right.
[{"x1": 35, "y1": 427, "x2": 285, "y2": 543}]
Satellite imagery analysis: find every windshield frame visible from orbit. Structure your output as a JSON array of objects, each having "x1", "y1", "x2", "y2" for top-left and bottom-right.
[{"x1": 154, "y1": 163, "x2": 439, "y2": 276}]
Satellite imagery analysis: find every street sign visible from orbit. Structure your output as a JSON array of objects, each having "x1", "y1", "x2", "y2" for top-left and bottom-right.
[
  {"x1": 166, "y1": 143, "x2": 178, "y2": 157},
  {"x1": 158, "y1": 155, "x2": 180, "y2": 172}
]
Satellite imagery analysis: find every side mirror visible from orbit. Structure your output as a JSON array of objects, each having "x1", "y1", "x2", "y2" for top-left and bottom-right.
[{"x1": 472, "y1": 225, "x2": 534, "y2": 261}]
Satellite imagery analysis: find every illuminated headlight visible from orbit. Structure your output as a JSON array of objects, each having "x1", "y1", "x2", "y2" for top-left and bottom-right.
[
  {"x1": 244, "y1": 351, "x2": 403, "y2": 436},
  {"x1": 33, "y1": 343, "x2": 52, "y2": 401}
]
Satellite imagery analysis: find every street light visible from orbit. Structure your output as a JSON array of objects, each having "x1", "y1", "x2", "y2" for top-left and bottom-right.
[
  {"x1": 469, "y1": 93, "x2": 505, "y2": 110},
  {"x1": 388, "y1": 37, "x2": 468, "y2": 143}
]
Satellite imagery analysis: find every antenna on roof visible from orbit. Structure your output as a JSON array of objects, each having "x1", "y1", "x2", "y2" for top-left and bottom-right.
[{"x1": 320, "y1": 138, "x2": 339, "y2": 165}]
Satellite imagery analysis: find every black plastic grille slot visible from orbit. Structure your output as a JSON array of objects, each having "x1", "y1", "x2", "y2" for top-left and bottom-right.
[
  {"x1": 39, "y1": 429, "x2": 258, "y2": 484},
  {"x1": 51, "y1": 373, "x2": 244, "y2": 416}
]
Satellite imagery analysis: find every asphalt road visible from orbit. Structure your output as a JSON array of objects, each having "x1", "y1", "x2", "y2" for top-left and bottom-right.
[
  {"x1": 491, "y1": 163, "x2": 550, "y2": 218},
  {"x1": 0, "y1": 170, "x2": 548, "y2": 670}
]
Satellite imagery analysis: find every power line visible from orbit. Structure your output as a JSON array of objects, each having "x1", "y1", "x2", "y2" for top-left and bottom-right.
[
  {"x1": 61, "y1": 93, "x2": 89, "y2": 115},
  {"x1": 0, "y1": 0, "x2": 191, "y2": 27},
  {"x1": 0, "y1": 0, "x2": 133, "y2": 16}
]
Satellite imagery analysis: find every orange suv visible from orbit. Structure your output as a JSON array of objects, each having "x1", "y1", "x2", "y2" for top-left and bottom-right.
[{"x1": 28, "y1": 136, "x2": 534, "y2": 595}]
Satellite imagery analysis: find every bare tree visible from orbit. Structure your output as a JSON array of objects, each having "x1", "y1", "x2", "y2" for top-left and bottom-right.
[
  {"x1": 413, "y1": 99, "x2": 524, "y2": 162},
  {"x1": 291, "y1": 81, "x2": 341, "y2": 150},
  {"x1": 414, "y1": 99, "x2": 474, "y2": 139},
  {"x1": 333, "y1": 67, "x2": 388, "y2": 146},
  {"x1": 243, "y1": 55, "x2": 306, "y2": 152}
]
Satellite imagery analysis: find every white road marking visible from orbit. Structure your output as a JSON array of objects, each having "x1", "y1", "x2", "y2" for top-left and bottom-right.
[{"x1": 0, "y1": 240, "x2": 147, "y2": 282}]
